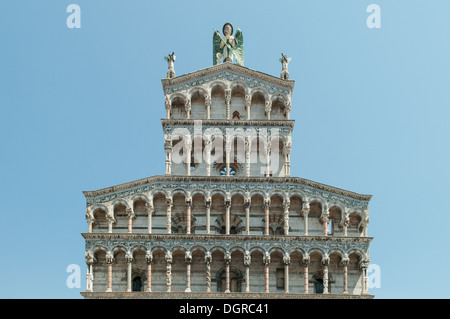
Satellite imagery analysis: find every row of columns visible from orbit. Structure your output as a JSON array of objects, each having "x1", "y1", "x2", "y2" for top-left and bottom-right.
[
  {"x1": 87, "y1": 200, "x2": 369, "y2": 237},
  {"x1": 164, "y1": 134, "x2": 292, "y2": 178},
  {"x1": 86, "y1": 251, "x2": 369, "y2": 295},
  {"x1": 165, "y1": 93, "x2": 291, "y2": 121}
]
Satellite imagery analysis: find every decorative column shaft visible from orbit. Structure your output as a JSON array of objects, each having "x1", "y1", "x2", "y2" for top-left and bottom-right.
[
  {"x1": 302, "y1": 255, "x2": 310, "y2": 294},
  {"x1": 126, "y1": 208, "x2": 134, "y2": 234},
  {"x1": 360, "y1": 258, "x2": 370, "y2": 295},
  {"x1": 322, "y1": 255, "x2": 330, "y2": 294},
  {"x1": 206, "y1": 198, "x2": 211, "y2": 235},
  {"x1": 85, "y1": 252, "x2": 95, "y2": 292},
  {"x1": 341, "y1": 257, "x2": 349, "y2": 295},
  {"x1": 186, "y1": 142, "x2": 192, "y2": 176},
  {"x1": 302, "y1": 203, "x2": 309, "y2": 236},
  {"x1": 185, "y1": 252, "x2": 192, "y2": 292},
  {"x1": 322, "y1": 215, "x2": 329, "y2": 236},
  {"x1": 225, "y1": 199, "x2": 231, "y2": 235},
  {"x1": 106, "y1": 252, "x2": 114, "y2": 292},
  {"x1": 205, "y1": 252, "x2": 212, "y2": 293},
  {"x1": 186, "y1": 198, "x2": 192, "y2": 235},
  {"x1": 245, "y1": 199, "x2": 251, "y2": 235},
  {"x1": 244, "y1": 251, "x2": 251, "y2": 293},
  {"x1": 126, "y1": 252, "x2": 133, "y2": 292},
  {"x1": 264, "y1": 199, "x2": 270, "y2": 236},
  {"x1": 284, "y1": 200, "x2": 290, "y2": 236},
  {"x1": 225, "y1": 89, "x2": 231, "y2": 120},
  {"x1": 146, "y1": 253, "x2": 153, "y2": 292},
  {"x1": 263, "y1": 253, "x2": 270, "y2": 293},
  {"x1": 225, "y1": 252, "x2": 231, "y2": 293},
  {"x1": 166, "y1": 198, "x2": 172, "y2": 234},
  {"x1": 205, "y1": 95, "x2": 211, "y2": 120},
  {"x1": 245, "y1": 94, "x2": 251, "y2": 120},
  {"x1": 284, "y1": 255, "x2": 290, "y2": 294},
  {"x1": 147, "y1": 203, "x2": 153, "y2": 234},
  {"x1": 166, "y1": 252, "x2": 173, "y2": 292},
  {"x1": 245, "y1": 136, "x2": 251, "y2": 177}
]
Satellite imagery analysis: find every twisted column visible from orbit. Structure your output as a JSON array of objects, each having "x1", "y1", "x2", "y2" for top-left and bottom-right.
[
  {"x1": 205, "y1": 198, "x2": 211, "y2": 235},
  {"x1": 205, "y1": 252, "x2": 212, "y2": 293},
  {"x1": 166, "y1": 198, "x2": 172, "y2": 234}
]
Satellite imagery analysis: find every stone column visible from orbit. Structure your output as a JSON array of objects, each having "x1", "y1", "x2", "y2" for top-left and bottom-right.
[
  {"x1": 147, "y1": 203, "x2": 153, "y2": 234},
  {"x1": 126, "y1": 207, "x2": 134, "y2": 234},
  {"x1": 205, "y1": 136, "x2": 212, "y2": 176},
  {"x1": 283, "y1": 200, "x2": 290, "y2": 236},
  {"x1": 186, "y1": 141, "x2": 192, "y2": 176},
  {"x1": 166, "y1": 198, "x2": 172, "y2": 234},
  {"x1": 265, "y1": 100, "x2": 272, "y2": 120},
  {"x1": 342, "y1": 216, "x2": 349, "y2": 237},
  {"x1": 283, "y1": 255, "x2": 290, "y2": 294},
  {"x1": 165, "y1": 95, "x2": 171, "y2": 119},
  {"x1": 107, "y1": 214, "x2": 114, "y2": 234},
  {"x1": 185, "y1": 252, "x2": 192, "y2": 292},
  {"x1": 85, "y1": 252, "x2": 95, "y2": 292},
  {"x1": 263, "y1": 252, "x2": 270, "y2": 293},
  {"x1": 302, "y1": 254, "x2": 310, "y2": 294},
  {"x1": 322, "y1": 255, "x2": 330, "y2": 294},
  {"x1": 146, "y1": 252, "x2": 153, "y2": 292},
  {"x1": 205, "y1": 198, "x2": 211, "y2": 235},
  {"x1": 205, "y1": 94, "x2": 211, "y2": 120},
  {"x1": 106, "y1": 252, "x2": 114, "y2": 292},
  {"x1": 225, "y1": 140, "x2": 231, "y2": 176},
  {"x1": 245, "y1": 136, "x2": 251, "y2": 177},
  {"x1": 359, "y1": 258, "x2": 370, "y2": 295},
  {"x1": 245, "y1": 94, "x2": 251, "y2": 120},
  {"x1": 166, "y1": 252, "x2": 173, "y2": 292},
  {"x1": 302, "y1": 203, "x2": 309, "y2": 236},
  {"x1": 362, "y1": 216, "x2": 369, "y2": 237},
  {"x1": 264, "y1": 199, "x2": 270, "y2": 236},
  {"x1": 225, "y1": 198, "x2": 231, "y2": 235},
  {"x1": 225, "y1": 252, "x2": 231, "y2": 293},
  {"x1": 186, "y1": 198, "x2": 192, "y2": 235},
  {"x1": 321, "y1": 214, "x2": 329, "y2": 237},
  {"x1": 341, "y1": 256, "x2": 349, "y2": 294},
  {"x1": 245, "y1": 198, "x2": 251, "y2": 235},
  {"x1": 244, "y1": 251, "x2": 251, "y2": 293},
  {"x1": 284, "y1": 137, "x2": 291, "y2": 177},
  {"x1": 265, "y1": 138, "x2": 271, "y2": 176},
  {"x1": 205, "y1": 252, "x2": 212, "y2": 293},
  {"x1": 185, "y1": 98, "x2": 191, "y2": 120},
  {"x1": 126, "y1": 251, "x2": 133, "y2": 292},
  {"x1": 164, "y1": 134, "x2": 172, "y2": 176},
  {"x1": 225, "y1": 88, "x2": 231, "y2": 120},
  {"x1": 86, "y1": 208, "x2": 94, "y2": 233}
]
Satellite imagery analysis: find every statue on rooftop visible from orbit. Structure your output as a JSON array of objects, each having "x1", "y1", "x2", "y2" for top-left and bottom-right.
[
  {"x1": 213, "y1": 23, "x2": 244, "y2": 66},
  {"x1": 164, "y1": 52, "x2": 176, "y2": 79}
]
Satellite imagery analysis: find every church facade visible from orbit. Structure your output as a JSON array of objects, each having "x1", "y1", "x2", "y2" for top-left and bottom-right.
[{"x1": 81, "y1": 24, "x2": 373, "y2": 299}]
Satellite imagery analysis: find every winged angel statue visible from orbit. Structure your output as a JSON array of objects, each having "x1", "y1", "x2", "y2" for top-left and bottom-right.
[{"x1": 213, "y1": 23, "x2": 244, "y2": 66}]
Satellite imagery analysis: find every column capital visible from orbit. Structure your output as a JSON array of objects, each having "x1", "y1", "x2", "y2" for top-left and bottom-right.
[
  {"x1": 125, "y1": 251, "x2": 133, "y2": 264},
  {"x1": 85, "y1": 251, "x2": 96, "y2": 266},
  {"x1": 359, "y1": 258, "x2": 370, "y2": 270},
  {"x1": 283, "y1": 255, "x2": 290, "y2": 266},
  {"x1": 321, "y1": 254, "x2": 330, "y2": 266},
  {"x1": 106, "y1": 252, "x2": 114, "y2": 265},
  {"x1": 205, "y1": 252, "x2": 212, "y2": 264},
  {"x1": 263, "y1": 252, "x2": 271, "y2": 266},
  {"x1": 126, "y1": 207, "x2": 135, "y2": 219},
  {"x1": 264, "y1": 199, "x2": 271, "y2": 209},
  {"x1": 185, "y1": 251, "x2": 192, "y2": 264},
  {"x1": 205, "y1": 198, "x2": 211, "y2": 208},
  {"x1": 225, "y1": 251, "x2": 231, "y2": 265},
  {"x1": 340, "y1": 257, "x2": 350, "y2": 267},
  {"x1": 185, "y1": 198, "x2": 192, "y2": 207},
  {"x1": 165, "y1": 252, "x2": 173, "y2": 265},
  {"x1": 146, "y1": 251, "x2": 153, "y2": 264},
  {"x1": 302, "y1": 254, "x2": 310, "y2": 266}
]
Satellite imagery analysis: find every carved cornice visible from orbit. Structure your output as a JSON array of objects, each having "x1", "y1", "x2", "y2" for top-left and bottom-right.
[
  {"x1": 161, "y1": 119, "x2": 295, "y2": 128},
  {"x1": 82, "y1": 175, "x2": 372, "y2": 205},
  {"x1": 161, "y1": 63, "x2": 294, "y2": 95}
]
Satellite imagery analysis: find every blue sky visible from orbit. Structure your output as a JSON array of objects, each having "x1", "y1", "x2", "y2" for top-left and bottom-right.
[{"x1": 1, "y1": 0, "x2": 449, "y2": 298}]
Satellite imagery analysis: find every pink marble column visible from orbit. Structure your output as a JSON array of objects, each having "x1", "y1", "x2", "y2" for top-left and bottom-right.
[
  {"x1": 302, "y1": 256, "x2": 310, "y2": 294},
  {"x1": 264, "y1": 200, "x2": 270, "y2": 236},
  {"x1": 186, "y1": 199, "x2": 192, "y2": 235},
  {"x1": 343, "y1": 263, "x2": 349, "y2": 294},
  {"x1": 106, "y1": 253, "x2": 114, "y2": 292},
  {"x1": 225, "y1": 253, "x2": 231, "y2": 293},
  {"x1": 264, "y1": 253, "x2": 270, "y2": 293}
]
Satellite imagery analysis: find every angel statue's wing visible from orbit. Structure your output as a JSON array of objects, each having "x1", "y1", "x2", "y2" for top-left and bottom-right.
[
  {"x1": 234, "y1": 28, "x2": 244, "y2": 66},
  {"x1": 213, "y1": 30, "x2": 222, "y2": 65}
]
